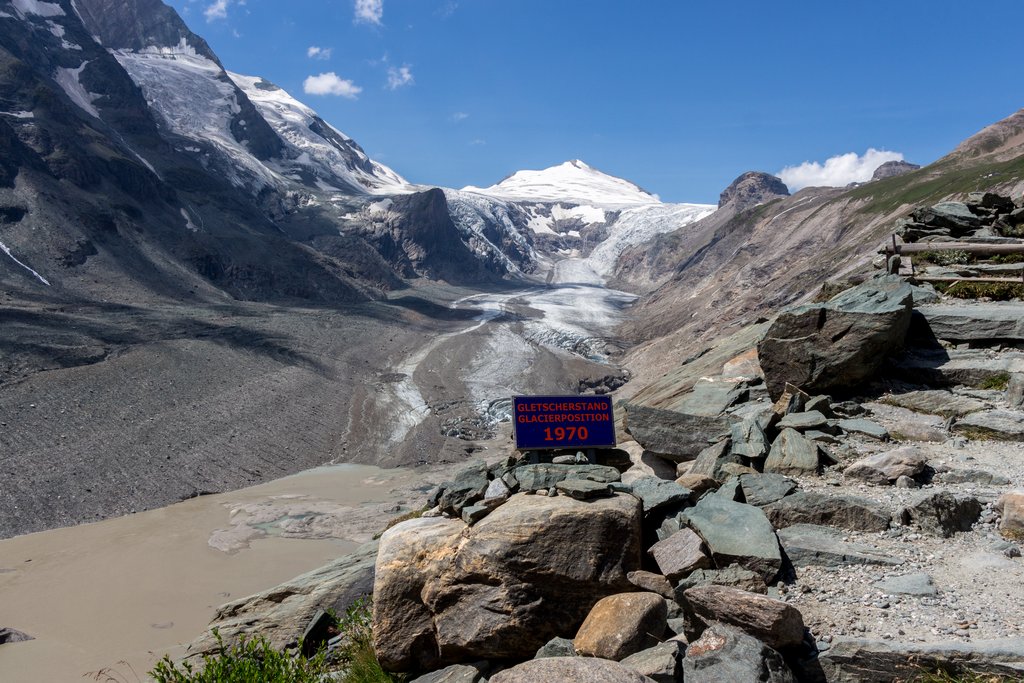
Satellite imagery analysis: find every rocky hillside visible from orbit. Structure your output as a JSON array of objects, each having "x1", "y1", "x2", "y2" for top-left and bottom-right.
[{"x1": 614, "y1": 108, "x2": 1024, "y2": 394}]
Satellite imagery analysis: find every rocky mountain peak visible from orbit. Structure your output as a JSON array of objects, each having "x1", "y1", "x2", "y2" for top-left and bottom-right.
[
  {"x1": 872, "y1": 160, "x2": 920, "y2": 180},
  {"x1": 718, "y1": 171, "x2": 790, "y2": 210},
  {"x1": 73, "y1": 0, "x2": 219, "y2": 62}
]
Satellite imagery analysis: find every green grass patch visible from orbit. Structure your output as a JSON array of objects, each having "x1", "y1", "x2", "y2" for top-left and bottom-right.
[
  {"x1": 907, "y1": 669, "x2": 1024, "y2": 682},
  {"x1": 980, "y1": 373, "x2": 1012, "y2": 391},
  {"x1": 917, "y1": 250, "x2": 974, "y2": 266},
  {"x1": 933, "y1": 281, "x2": 1024, "y2": 301},
  {"x1": 990, "y1": 253, "x2": 1024, "y2": 264},
  {"x1": 149, "y1": 630, "x2": 330, "y2": 683},
  {"x1": 331, "y1": 598, "x2": 403, "y2": 683}
]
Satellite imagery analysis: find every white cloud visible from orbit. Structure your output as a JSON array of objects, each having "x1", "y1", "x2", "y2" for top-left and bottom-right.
[
  {"x1": 387, "y1": 65, "x2": 413, "y2": 90},
  {"x1": 354, "y1": 0, "x2": 383, "y2": 24},
  {"x1": 470, "y1": 138, "x2": 486, "y2": 146},
  {"x1": 303, "y1": 72, "x2": 362, "y2": 98},
  {"x1": 307, "y1": 46, "x2": 332, "y2": 60},
  {"x1": 778, "y1": 148, "x2": 904, "y2": 191},
  {"x1": 451, "y1": 111, "x2": 469, "y2": 122},
  {"x1": 204, "y1": 0, "x2": 229, "y2": 21}
]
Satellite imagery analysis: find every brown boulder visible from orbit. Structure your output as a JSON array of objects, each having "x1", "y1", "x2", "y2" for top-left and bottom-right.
[
  {"x1": 574, "y1": 592, "x2": 667, "y2": 661},
  {"x1": 680, "y1": 585, "x2": 805, "y2": 650}
]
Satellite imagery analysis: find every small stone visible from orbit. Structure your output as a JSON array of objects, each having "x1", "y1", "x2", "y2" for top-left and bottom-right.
[
  {"x1": 648, "y1": 528, "x2": 711, "y2": 582},
  {"x1": 627, "y1": 571, "x2": 675, "y2": 600},
  {"x1": 895, "y1": 475, "x2": 918, "y2": 489},
  {"x1": 837, "y1": 418, "x2": 890, "y2": 441},
  {"x1": 574, "y1": 592, "x2": 668, "y2": 661},
  {"x1": 555, "y1": 479, "x2": 612, "y2": 500}
]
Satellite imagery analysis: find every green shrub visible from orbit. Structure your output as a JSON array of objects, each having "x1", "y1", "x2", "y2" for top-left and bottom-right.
[
  {"x1": 149, "y1": 629, "x2": 330, "y2": 683},
  {"x1": 980, "y1": 373, "x2": 1011, "y2": 391},
  {"x1": 919, "y1": 250, "x2": 973, "y2": 266},
  {"x1": 331, "y1": 598, "x2": 403, "y2": 683}
]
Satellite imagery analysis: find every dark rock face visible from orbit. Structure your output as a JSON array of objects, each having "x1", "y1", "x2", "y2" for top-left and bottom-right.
[
  {"x1": 682, "y1": 623, "x2": 796, "y2": 683},
  {"x1": 871, "y1": 160, "x2": 920, "y2": 180},
  {"x1": 762, "y1": 492, "x2": 891, "y2": 532},
  {"x1": 899, "y1": 491, "x2": 982, "y2": 537},
  {"x1": 623, "y1": 403, "x2": 731, "y2": 462},
  {"x1": 818, "y1": 637, "x2": 1024, "y2": 682},
  {"x1": 718, "y1": 171, "x2": 790, "y2": 211},
  {"x1": 757, "y1": 275, "x2": 915, "y2": 400}
]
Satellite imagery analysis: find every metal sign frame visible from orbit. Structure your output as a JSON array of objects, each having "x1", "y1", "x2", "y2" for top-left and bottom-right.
[{"x1": 512, "y1": 395, "x2": 616, "y2": 451}]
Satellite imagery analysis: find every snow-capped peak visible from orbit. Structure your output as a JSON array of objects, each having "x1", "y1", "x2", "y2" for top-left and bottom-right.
[{"x1": 462, "y1": 160, "x2": 660, "y2": 206}]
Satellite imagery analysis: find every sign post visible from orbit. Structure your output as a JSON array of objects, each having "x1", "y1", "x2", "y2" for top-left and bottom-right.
[{"x1": 512, "y1": 395, "x2": 616, "y2": 452}]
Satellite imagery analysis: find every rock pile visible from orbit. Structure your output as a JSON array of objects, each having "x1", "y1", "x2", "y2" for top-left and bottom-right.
[{"x1": 894, "y1": 192, "x2": 1024, "y2": 242}]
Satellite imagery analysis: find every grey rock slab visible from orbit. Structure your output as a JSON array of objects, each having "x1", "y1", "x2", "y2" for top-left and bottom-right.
[
  {"x1": 899, "y1": 491, "x2": 982, "y2": 537},
  {"x1": 1008, "y1": 373, "x2": 1024, "y2": 409},
  {"x1": 681, "y1": 494, "x2": 782, "y2": 582},
  {"x1": 934, "y1": 468, "x2": 1011, "y2": 485},
  {"x1": 737, "y1": 473, "x2": 799, "y2": 507},
  {"x1": 648, "y1": 527, "x2": 711, "y2": 582},
  {"x1": 461, "y1": 504, "x2": 490, "y2": 524},
  {"x1": 674, "y1": 566, "x2": 768, "y2": 597},
  {"x1": 954, "y1": 410, "x2": 1024, "y2": 441},
  {"x1": 731, "y1": 417, "x2": 771, "y2": 459},
  {"x1": 777, "y1": 410, "x2": 829, "y2": 431},
  {"x1": 837, "y1": 418, "x2": 889, "y2": 440},
  {"x1": 623, "y1": 402, "x2": 731, "y2": 462},
  {"x1": 762, "y1": 491, "x2": 891, "y2": 532},
  {"x1": 484, "y1": 477, "x2": 511, "y2": 500},
  {"x1": 687, "y1": 438, "x2": 742, "y2": 481},
  {"x1": 915, "y1": 302, "x2": 1024, "y2": 343},
  {"x1": 818, "y1": 637, "x2": 1024, "y2": 682},
  {"x1": 757, "y1": 275, "x2": 914, "y2": 400},
  {"x1": 804, "y1": 395, "x2": 834, "y2": 418},
  {"x1": 554, "y1": 479, "x2": 612, "y2": 500},
  {"x1": 843, "y1": 446, "x2": 928, "y2": 485},
  {"x1": 0, "y1": 627, "x2": 33, "y2": 643},
  {"x1": 683, "y1": 623, "x2": 796, "y2": 683},
  {"x1": 512, "y1": 463, "x2": 621, "y2": 492},
  {"x1": 890, "y1": 348, "x2": 1024, "y2": 388},
  {"x1": 676, "y1": 378, "x2": 750, "y2": 417},
  {"x1": 764, "y1": 428, "x2": 822, "y2": 475},
  {"x1": 489, "y1": 657, "x2": 657, "y2": 683},
  {"x1": 872, "y1": 572, "x2": 936, "y2": 596},
  {"x1": 618, "y1": 640, "x2": 684, "y2": 683},
  {"x1": 777, "y1": 524, "x2": 901, "y2": 567},
  {"x1": 187, "y1": 540, "x2": 379, "y2": 657},
  {"x1": 409, "y1": 664, "x2": 487, "y2": 683},
  {"x1": 882, "y1": 389, "x2": 988, "y2": 418},
  {"x1": 628, "y1": 476, "x2": 692, "y2": 514}
]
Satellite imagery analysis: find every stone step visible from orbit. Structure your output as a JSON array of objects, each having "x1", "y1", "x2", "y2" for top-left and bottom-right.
[{"x1": 913, "y1": 303, "x2": 1024, "y2": 343}]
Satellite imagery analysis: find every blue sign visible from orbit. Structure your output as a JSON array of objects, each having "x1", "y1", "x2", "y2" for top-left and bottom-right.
[{"x1": 513, "y1": 395, "x2": 616, "y2": 450}]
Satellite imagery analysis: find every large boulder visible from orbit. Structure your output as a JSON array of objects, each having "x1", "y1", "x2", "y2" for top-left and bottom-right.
[
  {"x1": 489, "y1": 657, "x2": 657, "y2": 683},
  {"x1": 683, "y1": 623, "x2": 796, "y2": 683},
  {"x1": 899, "y1": 491, "x2": 982, "y2": 537},
  {"x1": 763, "y1": 491, "x2": 891, "y2": 532},
  {"x1": 757, "y1": 275, "x2": 914, "y2": 399},
  {"x1": 573, "y1": 592, "x2": 667, "y2": 660},
  {"x1": 624, "y1": 403, "x2": 731, "y2": 462},
  {"x1": 373, "y1": 518, "x2": 468, "y2": 672},
  {"x1": 187, "y1": 541, "x2": 379, "y2": 657},
  {"x1": 681, "y1": 495, "x2": 782, "y2": 582},
  {"x1": 764, "y1": 428, "x2": 822, "y2": 476},
  {"x1": 843, "y1": 446, "x2": 928, "y2": 485},
  {"x1": 373, "y1": 493, "x2": 642, "y2": 672},
  {"x1": 680, "y1": 585, "x2": 805, "y2": 650}
]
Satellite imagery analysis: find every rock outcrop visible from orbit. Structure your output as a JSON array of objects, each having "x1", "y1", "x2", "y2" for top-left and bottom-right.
[
  {"x1": 718, "y1": 171, "x2": 790, "y2": 211},
  {"x1": 757, "y1": 275, "x2": 915, "y2": 400},
  {"x1": 871, "y1": 160, "x2": 921, "y2": 180}
]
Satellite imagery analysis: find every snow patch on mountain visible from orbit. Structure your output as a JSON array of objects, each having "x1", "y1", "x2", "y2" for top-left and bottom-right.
[
  {"x1": 463, "y1": 160, "x2": 659, "y2": 206},
  {"x1": 11, "y1": 0, "x2": 64, "y2": 17},
  {"x1": 228, "y1": 72, "x2": 409, "y2": 195},
  {"x1": 54, "y1": 61, "x2": 99, "y2": 118}
]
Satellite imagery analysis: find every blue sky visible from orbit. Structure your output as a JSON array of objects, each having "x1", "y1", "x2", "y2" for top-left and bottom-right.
[{"x1": 168, "y1": 0, "x2": 1024, "y2": 203}]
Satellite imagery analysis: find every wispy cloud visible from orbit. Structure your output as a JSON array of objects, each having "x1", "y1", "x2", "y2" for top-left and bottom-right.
[
  {"x1": 303, "y1": 72, "x2": 362, "y2": 99},
  {"x1": 204, "y1": 0, "x2": 229, "y2": 21},
  {"x1": 307, "y1": 46, "x2": 332, "y2": 60},
  {"x1": 354, "y1": 0, "x2": 383, "y2": 25},
  {"x1": 437, "y1": 0, "x2": 457, "y2": 17},
  {"x1": 451, "y1": 111, "x2": 469, "y2": 122},
  {"x1": 387, "y1": 65, "x2": 414, "y2": 90},
  {"x1": 470, "y1": 138, "x2": 486, "y2": 146},
  {"x1": 778, "y1": 148, "x2": 904, "y2": 191}
]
